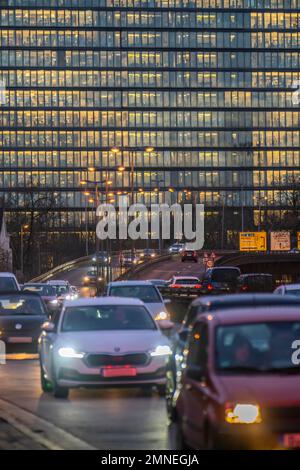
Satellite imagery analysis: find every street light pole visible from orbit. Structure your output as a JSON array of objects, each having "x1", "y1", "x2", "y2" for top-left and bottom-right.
[{"x1": 20, "y1": 224, "x2": 29, "y2": 276}]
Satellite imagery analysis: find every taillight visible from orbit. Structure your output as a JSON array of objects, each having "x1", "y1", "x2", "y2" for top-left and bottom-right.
[
  {"x1": 242, "y1": 285, "x2": 248, "y2": 291},
  {"x1": 172, "y1": 284, "x2": 181, "y2": 288},
  {"x1": 207, "y1": 284, "x2": 213, "y2": 291},
  {"x1": 194, "y1": 284, "x2": 202, "y2": 289}
]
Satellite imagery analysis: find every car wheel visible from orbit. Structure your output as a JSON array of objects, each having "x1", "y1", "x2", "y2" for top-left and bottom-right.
[
  {"x1": 204, "y1": 423, "x2": 219, "y2": 450},
  {"x1": 157, "y1": 384, "x2": 166, "y2": 397},
  {"x1": 53, "y1": 381, "x2": 69, "y2": 399},
  {"x1": 40, "y1": 364, "x2": 53, "y2": 393}
]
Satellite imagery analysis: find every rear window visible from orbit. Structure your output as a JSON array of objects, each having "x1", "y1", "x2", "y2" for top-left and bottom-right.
[
  {"x1": 109, "y1": 285, "x2": 161, "y2": 303},
  {"x1": 0, "y1": 276, "x2": 18, "y2": 292},
  {"x1": 175, "y1": 278, "x2": 199, "y2": 285},
  {"x1": 211, "y1": 269, "x2": 240, "y2": 283},
  {"x1": 23, "y1": 285, "x2": 56, "y2": 296}
]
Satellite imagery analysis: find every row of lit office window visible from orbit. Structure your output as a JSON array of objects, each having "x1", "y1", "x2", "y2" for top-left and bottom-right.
[
  {"x1": 1, "y1": 50, "x2": 300, "y2": 68},
  {"x1": 1, "y1": 90, "x2": 297, "y2": 109},
  {"x1": 2, "y1": 110, "x2": 300, "y2": 129},
  {"x1": 3, "y1": 31, "x2": 300, "y2": 49},
  {"x1": 1, "y1": 70, "x2": 299, "y2": 89},
  {"x1": 2, "y1": 150, "x2": 299, "y2": 169},
  {"x1": 3, "y1": 0, "x2": 300, "y2": 10},
  {"x1": 0, "y1": 169, "x2": 299, "y2": 189},
  {"x1": 0, "y1": 130, "x2": 300, "y2": 147},
  {"x1": 4, "y1": 10, "x2": 300, "y2": 29}
]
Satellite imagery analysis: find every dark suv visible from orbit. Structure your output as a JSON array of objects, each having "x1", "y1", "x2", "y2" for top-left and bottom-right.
[
  {"x1": 236, "y1": 274, "x2": 274, "y2": 293},
  {"x1": 201, "y1": 267, "x2": 241, "y2": 294}
]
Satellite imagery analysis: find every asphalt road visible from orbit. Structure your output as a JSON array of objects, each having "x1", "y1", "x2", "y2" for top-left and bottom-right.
[
  {"x1": 1, "y1": 257, "x2": 205, "y2": 450},
  {"x1": 0, "y1": 358, "x2": 170, "y2": 450}
]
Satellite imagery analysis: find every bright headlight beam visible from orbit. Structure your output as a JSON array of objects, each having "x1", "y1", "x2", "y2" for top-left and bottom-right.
[
  {"x1": 155, "y1": 311, "x2": 169, "y2": 321},
  {"x1": 150, "y1": 345, "x2": 172, "y2": 357},
  {"x1": 58, "y1": 347, "x2": 84, "y2": 359}
]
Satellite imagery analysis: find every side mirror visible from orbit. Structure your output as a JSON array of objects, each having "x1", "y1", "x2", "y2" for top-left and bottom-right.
[
  {"x1": 186, "y1": 366, "x2": 205, "y2": 382},
  {"x1": 41, "y1": 321, "x2": 56, "y2": 333},
  {"x1": 159, "y1": 319, "x2": 175, "y2": 331}
]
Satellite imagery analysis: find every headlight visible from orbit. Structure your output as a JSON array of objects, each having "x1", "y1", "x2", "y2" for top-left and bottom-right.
[
  {"x1": 150, "y1": 345, "x2": 172, "y2": 357},
  {"x1": 65, "y1": 294, "x2": 72, "y2": 300},
  {"x1": 155, "y1": 311, "x2": 169, "y2": 321},
  {"x1": 84, "y1": 276, "x2": 90, "y2": 282},
  {"x1": 151, "y1": 253, "x2": 156, "y2": 258},
  {"x1": 58, "y1": 347, "x2": 84, "y2": 359},
  {"x1": 92, "y1": 257, "x2": 96, "y2": 262},
  {"x1": 225, "y1": 403, "x2": 262, "y2": 424},
  {"x1": 50, "y1": 299, "x2": 58, "y2": 305}
]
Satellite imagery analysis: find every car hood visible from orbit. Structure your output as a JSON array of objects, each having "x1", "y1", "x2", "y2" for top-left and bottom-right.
[
  {"x1": 217, "y1": 374, "x2": 300, "y2": 406},
  {"x1": 55, "y1": 330, "x2": 169, "y2": 354}
]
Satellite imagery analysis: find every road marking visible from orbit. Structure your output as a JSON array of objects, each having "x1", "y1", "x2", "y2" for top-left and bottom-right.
[{"x1": 0, "y1": 398, "x2": 96, "y2": 450}]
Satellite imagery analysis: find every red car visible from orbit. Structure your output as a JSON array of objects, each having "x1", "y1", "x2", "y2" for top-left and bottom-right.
[
  {"x1": 181, "y1": 249, "x2": 198, "y2": 263},
  {"x1": 170, "y1": 305, "x2": 300, "y2": 449}
]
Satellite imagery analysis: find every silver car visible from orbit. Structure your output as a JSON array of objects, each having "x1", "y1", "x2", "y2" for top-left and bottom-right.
[
  {"x1": 106, "y1": 280, "x2": 171, "y2": 323},
  {"x1": 39, "y1": 297, "x2": 172, "y2": 399}
]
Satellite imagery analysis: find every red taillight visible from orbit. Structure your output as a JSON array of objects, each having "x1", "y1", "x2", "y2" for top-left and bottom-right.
[
  {"x1": 171, "y1": 284, "x2": 181, "y2": 288},
  {"x1": 194, "y1": 284, "x2": 202, "y2": 289},
  {"x1": 242, "y1": 285, "x2": 248, "y2": 291},
  {"x1": 207, "y1": 284, "x2": 213, "y2": 291}
]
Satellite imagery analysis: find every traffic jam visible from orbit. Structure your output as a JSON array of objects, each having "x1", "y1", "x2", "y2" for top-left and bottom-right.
[{"x1": 1, "y1": 244, "x2": 300, "y2": 452}]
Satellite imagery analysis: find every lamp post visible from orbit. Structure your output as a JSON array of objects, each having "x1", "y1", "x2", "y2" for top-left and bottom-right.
[
  {"x1": 20, "y1": 224, "x2": 29, "y2": 276},
  {"x1": 219, "y1": 194, "x2": 232, "y2": 250}
]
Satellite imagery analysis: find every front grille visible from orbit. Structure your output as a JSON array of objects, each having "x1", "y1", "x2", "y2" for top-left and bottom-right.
[
  {"x1": 59, "y1": 367, "x2": 165, "y2": 382},
  {"x1": 86, "y1": 353, "x2": 149, "y2": 368}
]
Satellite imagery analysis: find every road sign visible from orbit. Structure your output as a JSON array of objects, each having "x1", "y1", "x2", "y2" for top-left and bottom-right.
[
  {"x1": 239, "y1": 232, "x2": 267, "y2": 252},
  {"x1": 270, "y1": 232, "x2": 291, "y2": 251}
]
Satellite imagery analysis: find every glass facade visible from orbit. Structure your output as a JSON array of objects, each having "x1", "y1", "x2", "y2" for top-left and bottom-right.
[{"x1": 0, "y1": 0, "x2": 300, "y2": 241}]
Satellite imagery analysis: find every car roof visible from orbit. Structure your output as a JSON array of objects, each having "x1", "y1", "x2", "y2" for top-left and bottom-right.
[
  {"x1": 285, "y1": 284, "x2": 300, "y2": 289},
  {"x1": 204, "y1": 306, "x2": 300, "y2": 325},
  {"x1": 239, "y1": 273, "x2": 273, "y2": 278},
  {"x1": 191, "y1": 293, "x2": 300, "y2": 309},
  {"x1": 108, "y1": 281, "x2": 154, "y2": 287},
  {"x1": 173, "y1": 276, "x2": 199, "y2": 280},
  {"x1": 209, "y1": 266, "x2": 240, "y2": 271},
  {"x1": 0, "y1": 272, "x2": 17, "y2": 277},
  {"x1": 63, "y1": 297, "x2": 145, "y2": 308}
]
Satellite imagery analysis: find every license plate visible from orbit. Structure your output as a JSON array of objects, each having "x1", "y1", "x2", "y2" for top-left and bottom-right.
[
  {"x1": 102, "y1": 367, "x2": 137, "y2": 378},
  {"x1": 282, "y1": 434, "x2": 300, "y2": 448},
  {"x1": 7, "y1": 337, "x2": 33, "y2": 344}
]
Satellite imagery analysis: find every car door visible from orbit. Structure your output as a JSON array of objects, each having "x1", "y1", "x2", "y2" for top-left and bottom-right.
[{"x1": 181, "y1": 321, "x2": 209, "y2": 449}]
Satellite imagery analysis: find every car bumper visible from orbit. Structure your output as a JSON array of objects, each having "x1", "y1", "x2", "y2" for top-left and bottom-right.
[
  {"x1": 54, "y1": 356, "x2": 168, "y2": 389},
  {"x1": 217, "y1": 423, "x2": 300, "y2": 450}
]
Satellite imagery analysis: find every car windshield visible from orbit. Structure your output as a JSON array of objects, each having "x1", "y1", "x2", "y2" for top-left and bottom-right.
[
  {"x1": 287, "y1": 289, "x2": 300, "y2": 297},
  {"x1": 211, "y1": 269, "x2": 240, "y2": 282},
  {"x1": 0, "y1": 294, "x2": 46, "y2": 316},
  {"x1": 109, "y1": 285, "x2": 161, "y2": 303},
  {"x1": 23, "y1": 285, "x2": 56, "y2": 296},
  {"x1": 62, "y1": 305, "x2": 156, "y2": 332},
  {"x1": 0, "y1": 277, "x2": 18, "y2": 292},
  {"x1": 175, "y1": 279, "x2": 199, "y2": 285},
  {"x1": 216, "y1": 322, "x2": 300, "y2": 373}
]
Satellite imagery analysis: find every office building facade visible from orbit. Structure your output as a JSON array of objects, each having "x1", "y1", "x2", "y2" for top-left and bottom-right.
[{"x1": 0, "y1": 0, "x2": 299, "y2": 247}]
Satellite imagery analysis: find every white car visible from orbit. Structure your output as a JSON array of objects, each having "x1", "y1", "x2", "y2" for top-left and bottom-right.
[
  {"x1": 274, "y1": 284, "x2": 300, "y2": 297},
  {"x1": 39, "y1": 297, "x2": 172, "y2": 398},
  {"x1": 168, "y1": 276, "x2": 202, "y2": 289},
  {"x1": 168, "y1": 243, "x2": 185, "y2": 254},
  {"x1": 0, "y1": 272, "x2": 20, "y2": 292},
  {"x1": 106, "y1": 281, "x2": 171, "y2": 323}
]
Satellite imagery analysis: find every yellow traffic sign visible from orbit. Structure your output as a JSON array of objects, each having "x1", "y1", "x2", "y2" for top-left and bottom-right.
[{"x1": 239, "y1": 232, "x2": 267, "y2": 252}]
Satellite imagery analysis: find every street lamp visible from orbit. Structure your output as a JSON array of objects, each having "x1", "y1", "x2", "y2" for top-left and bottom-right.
[{"x1": 20, "y1": 224, "x2": 29, "y2": 276}]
